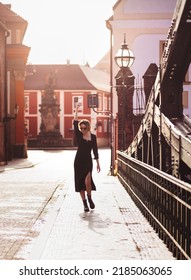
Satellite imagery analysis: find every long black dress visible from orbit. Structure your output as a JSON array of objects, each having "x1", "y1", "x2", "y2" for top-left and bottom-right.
[{"x1": 73, "y1": 120, "x2": 99, "y2": 192}]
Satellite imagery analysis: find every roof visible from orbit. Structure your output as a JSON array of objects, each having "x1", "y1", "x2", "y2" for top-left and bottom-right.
[
  {"x1": 143, "y1": 63, "x2": 158, "y2": 77},
  {"x1": 80, "y1": 65, "x2": 110, "y2": 92},
  {"x1": 0, "y1": 18, "x2": 9, "y2": 33},
  {"x1": 93, "y1": 50, "x2": 110, "y2": 74},
  {"x1": 0, "y1": 3, "x2": 28, "y2": 39},
  {"x1": 113, "y1": 0, "x2": 122, "y2": 10},
  {"x1": 0, "y1": 3, "x2": 27, "y2": 23},
  {"x1": 25, "y1": 64, "x2": 110, "y2": 92}
]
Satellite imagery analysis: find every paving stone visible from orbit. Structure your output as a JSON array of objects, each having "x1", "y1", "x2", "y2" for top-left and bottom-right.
[{"x1": 0, "y1": 149, "x2": 175, "y2": 260}]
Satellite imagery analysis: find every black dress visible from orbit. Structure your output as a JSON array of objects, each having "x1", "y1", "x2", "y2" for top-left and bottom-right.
[{"x1": 73, "y1": 120, "x2": 99, "y2": 192}]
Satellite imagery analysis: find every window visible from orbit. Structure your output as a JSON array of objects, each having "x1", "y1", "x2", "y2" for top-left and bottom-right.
[
  {"x1": 183, "y1": 91, "x2": 188, "y2": 108},
  {"x1": 98, "y1": 125, "x2": 102, "y2": 133},
  {"x1": 104, "y1": 97, "x2": 107, "y2": 111},
  {"x1": 6, "y1": 30, "x2": 11, "y2": 44},
  {"x1": 159, "y1": 40, "x2": 166, "y2": 61},
  {"x1": 104, "y1": 119, "x2": 108, "y2": 133},
  {"x1": 16, "y1": 30, "x2": 21, "y2": 44},
  {"x1": 73, "y1": 96, "x2": 83, "y2": 113},
  {"x1": 25, "y1": 118, "x2": 29, "y2": 135},
  {"x1": 98, "y1": 95, "x2": 102, "y2": 110},
  {"x1": 24, "y1": 95, "x2": 29, "y2": 114},
  {"x1": 184, "y1": 69, "x2": 190, "y2": 84}
]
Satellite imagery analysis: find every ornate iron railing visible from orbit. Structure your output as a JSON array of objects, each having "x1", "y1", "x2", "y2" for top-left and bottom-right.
[{"x1": 117, "y1": 150, "x2": 191, "y2": 259}]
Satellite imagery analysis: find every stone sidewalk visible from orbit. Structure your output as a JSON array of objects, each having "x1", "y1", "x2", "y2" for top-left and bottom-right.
[
  {"x1": 0, "y1": 149, "x2": 174, "y2": 260},
  {"x1": 19, "y1": 152, "x2": 174, "y2": 260},
  {"x1": 0, "y1": 150, "x2": 65, "y2": 260}
]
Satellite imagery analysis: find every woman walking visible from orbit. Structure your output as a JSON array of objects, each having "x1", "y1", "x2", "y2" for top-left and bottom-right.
[{"x1": 73, "y1": 103, "x2": 100, "y2": 212}]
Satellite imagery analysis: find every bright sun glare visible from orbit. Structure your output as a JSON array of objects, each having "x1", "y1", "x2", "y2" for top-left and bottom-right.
[{"x1": 3, "y1": 0, "x2": 116, "y2": 66}]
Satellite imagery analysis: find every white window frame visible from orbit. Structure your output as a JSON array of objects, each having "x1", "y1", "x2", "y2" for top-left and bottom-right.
[
  {"x1": 16, "y1": 29, "x2": 21, "y2": 44},
  {"x1": 24, "y1": 95, "x2": 29, "y2": 115},
  {"x1": 104, "y1": 119, "x2": 108, "y2": 133},
  {"x1": 98, "y1": 95, "x2": 102, "y2": 110},
  {"x1": 104, "y1": 96, "x2": 107, "y2": 111},
  {"x1": 6, "y1": 30, "x2": 11, "y2": 44},
  {"x1": 73, "y1": 96, "x2": 83, "y2": 114},
  {"x1": 183, "y1": 91, "x2": 188, "y2": 109}
]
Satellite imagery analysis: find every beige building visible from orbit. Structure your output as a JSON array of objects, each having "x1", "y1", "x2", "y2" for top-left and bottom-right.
[{"x1": 107, "y1": 0, "x2": 180, "y2": 117}]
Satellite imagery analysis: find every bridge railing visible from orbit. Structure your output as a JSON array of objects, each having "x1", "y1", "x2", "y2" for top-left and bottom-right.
[{"x1": 117, "y1": 150, "x2": 191, "y2": 260}]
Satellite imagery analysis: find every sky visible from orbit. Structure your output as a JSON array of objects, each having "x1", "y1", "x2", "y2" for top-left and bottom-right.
[{"x1": 2, "y1": 0, "x2": 117, "y2": 67}]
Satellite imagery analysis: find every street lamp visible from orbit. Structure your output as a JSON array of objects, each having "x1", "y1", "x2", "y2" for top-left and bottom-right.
[
  {"x1": 114, "y1": 33, "x2": 135, "y2": 151},
  {"x1": 115, "y1": 33, "x2": 135, "y2": 69}
]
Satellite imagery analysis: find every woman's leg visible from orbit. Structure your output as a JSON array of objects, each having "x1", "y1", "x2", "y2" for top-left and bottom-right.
[
  {"x1": 85, "y1": 172, "x2": 92, "y2": 196},
  {"x1": 80, "y1": 190, "x2": 89, "y2": 212},
  {"x1": 80, "y1": 190, "x2": 86, "y2": 201},
  {"x1": 85, "y1": 172, "x2": 95, "y2": 209}
]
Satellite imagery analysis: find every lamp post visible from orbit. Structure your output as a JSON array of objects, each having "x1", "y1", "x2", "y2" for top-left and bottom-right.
[
  {"x1": 114, "y1": 34, "x2": 135, "y2": 151},
  {"x1": 115, "y1": 34, "x2": 135, "y2": 69}
]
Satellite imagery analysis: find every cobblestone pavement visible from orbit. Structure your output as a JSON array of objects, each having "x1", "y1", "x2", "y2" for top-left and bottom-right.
[
  {"x1": 0, "y1": 149, "x2": 174, "y2": 260},
  {"x1": 0, "y1": 150, "x2": 66, "y2": 260}
]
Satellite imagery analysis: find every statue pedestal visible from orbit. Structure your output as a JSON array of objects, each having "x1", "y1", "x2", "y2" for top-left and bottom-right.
[
  {"x1": 37, "y1": 131, "x2": 65, "y2": 147},
  {"x1": 37, "y1": 102, "x2": 65, "y2": 147}
]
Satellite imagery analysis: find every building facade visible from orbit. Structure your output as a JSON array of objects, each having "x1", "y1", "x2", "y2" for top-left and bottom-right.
[
  {"x1": 0, "y1": 19, "x2": 8, "y2": 163},
  {"x1": 24, "y1": 64, "x2": 110, "y2": 147},
  {"x1": 108, "y1": 0, "x2": 191, "y2": 117},
  {"x1": 0, "y1": 3, "x2": 30, "y2": 164},
  {"x1": 104, "y1": 0, "x2": 191, "y2": 172},
  {"x1": 108, "y1": 0, "x2": 181, "y2": 116}
]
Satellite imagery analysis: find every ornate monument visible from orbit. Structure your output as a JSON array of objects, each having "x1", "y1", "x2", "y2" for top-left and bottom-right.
[{"x1": 37, "y1": 72, "x2": 64, "y2": 147}]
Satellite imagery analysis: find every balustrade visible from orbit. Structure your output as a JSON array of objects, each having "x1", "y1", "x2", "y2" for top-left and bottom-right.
[{"x1": 117, "y1": 150, "x2": 191, "y2": 259}]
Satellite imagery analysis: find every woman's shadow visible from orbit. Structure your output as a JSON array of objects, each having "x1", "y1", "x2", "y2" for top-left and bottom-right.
[{"x1": 79, "y1": 211, "x2": 111, "y2": 235}]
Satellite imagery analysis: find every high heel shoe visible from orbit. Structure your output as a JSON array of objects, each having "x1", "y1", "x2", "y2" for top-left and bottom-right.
[
  {"x1": 83, "y1": 199, "x2": 89, "y2": 212},
  {"x1": 87, "y1": 195, "x2": 95, "y2": 209}
]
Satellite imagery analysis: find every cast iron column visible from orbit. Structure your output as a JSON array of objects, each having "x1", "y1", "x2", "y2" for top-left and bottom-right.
[{"x1": 115, "y1": 68, "x2": 135, "y2": 151}]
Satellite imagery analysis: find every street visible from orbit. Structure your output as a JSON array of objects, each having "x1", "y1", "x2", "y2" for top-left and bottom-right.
[
  {"x1": 0, "y1": 149, "x2": 111, "y2": 259},
  {"x1": 0, "y1": 149, "x2": 76, "y2": 259},
  {"x1": 0, "y1": 149, "x2": 174, "y2": 260}
]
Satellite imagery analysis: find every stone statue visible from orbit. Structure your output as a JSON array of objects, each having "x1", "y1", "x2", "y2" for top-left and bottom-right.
[{"x1": 37, "y1": 71, "x2": 64, "y2": 147}]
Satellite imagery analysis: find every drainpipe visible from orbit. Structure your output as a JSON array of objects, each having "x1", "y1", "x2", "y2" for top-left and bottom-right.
[
  {"x1": 106, "y1": 18, "x2": 114, "y2": 175},
  {"x1": 1, "y1": 21, "x2": 10, "y2": 164}
]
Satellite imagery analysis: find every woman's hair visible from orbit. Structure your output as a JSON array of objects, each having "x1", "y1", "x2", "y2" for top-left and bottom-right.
[{"x1": 78, "y1": 119, "x2": 91, "y2": 132}]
